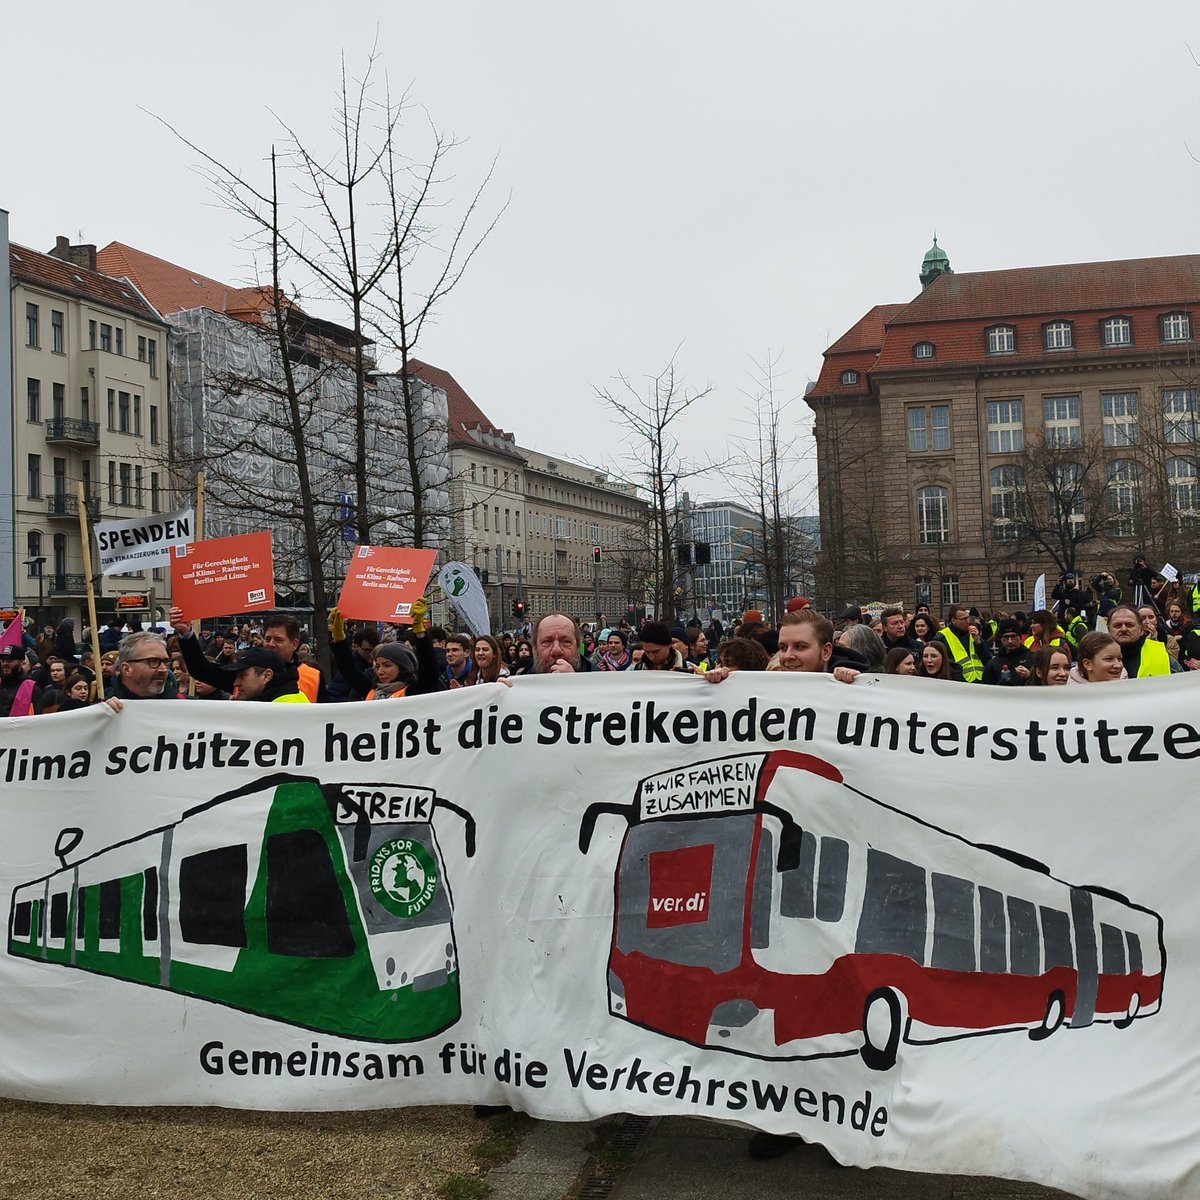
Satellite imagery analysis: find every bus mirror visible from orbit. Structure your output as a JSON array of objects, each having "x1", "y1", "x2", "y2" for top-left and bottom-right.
[
  {"x1": 579, "y1": 802, "x2": 635, "y2": 854},
  {"x1": 433, "y1": 797, "x2": 477, "y2": 858},
  {"x1": 54, "y1": 827, "x2": 83, "y2": 868}
]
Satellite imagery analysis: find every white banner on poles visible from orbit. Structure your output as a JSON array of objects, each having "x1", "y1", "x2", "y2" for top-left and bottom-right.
[
  {"x1": 2, "y1": 673, "x2": 1199, "y2": 1199},
  {"x1": 436, "y1": 560, "x2": 490, "y2": 636},
  {"x1": 96, "y1": 508, "x2": 195, "y2": 575}
]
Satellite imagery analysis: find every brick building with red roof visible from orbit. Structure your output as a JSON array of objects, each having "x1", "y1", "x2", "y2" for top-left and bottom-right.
[{"x1": 806, "y1": 242, "x2": 1200, "y2": 612}]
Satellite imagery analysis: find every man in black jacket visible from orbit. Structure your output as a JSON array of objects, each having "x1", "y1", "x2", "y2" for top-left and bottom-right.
[
  {"x1": 983, "y1": 619, "x2": 1033, "y2": 686},
  {"x1": 880, "y1": 606, "x2": 922, "y2": 653}
]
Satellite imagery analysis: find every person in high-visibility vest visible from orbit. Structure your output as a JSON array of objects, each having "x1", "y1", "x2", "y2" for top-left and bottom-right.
[
  {"x1": 1061, "y1": 607, "x2": 1091, "y2": 653},
  {"x1": 263, "y1": 614, "x2": 327, "y2": 702},
  {"x1": 935, "y1": 605, "x2": 990, "y2": 683},
  {"x1": 1022, "y1": 608, "x2": 1067, "y2": 655},
  {"x1": 1108, "y1": 606, "x2": 1172, "y2": 677},
  {"x1": 230, "y1": 647, "x2": 310, "y2": 703}
]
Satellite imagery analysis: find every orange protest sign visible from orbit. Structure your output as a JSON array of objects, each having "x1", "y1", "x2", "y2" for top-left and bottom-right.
[
  {"x1": 170, "y1": 531, "x2": 275, "y2": 620},
  {"x1": 337, "y1": 545, "x2": 438, "y2": 623}
]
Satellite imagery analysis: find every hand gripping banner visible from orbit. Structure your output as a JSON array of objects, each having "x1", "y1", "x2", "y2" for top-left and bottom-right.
[{"x1": 1, "y1": 673, "x2": 1197, "y2": 1199}]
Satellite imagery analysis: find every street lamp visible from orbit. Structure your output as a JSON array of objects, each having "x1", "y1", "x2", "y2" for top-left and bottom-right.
[{"x1": 24, "y1": 556, "x2": 46, "y2": 632}]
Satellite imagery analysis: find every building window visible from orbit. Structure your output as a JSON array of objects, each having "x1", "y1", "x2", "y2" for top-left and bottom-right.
[
  {"x1": 88, "y1": 320, "x2": 97, "y2": 349},
  {"x1": 986, "y1": 399, "x2": 1023, "y2": 453},
  {"x1": 908, "y1": 404, "x2": 950, "y2": 452},
  {"x1": 1106, "y1": 460, "x2": 1141, "y2": 538},
  {"x1": 25, "y1": 303, "x2": 39, "y2": 347},
  {"x1": 1054, "y1": 462, "x2": 1085, "y2": 532},
  {"x1": 138, "y1": 335, "x2": 147, "y2": 362},
  {"x1": 1003, "y1": 574, "x2": 1025, "y2": 605},
  {"x1": 1042, "y1": 395, "x2": 1081, "y2": 447},
  {"x1": 913, "y1": 342, "x2": 935, "y2": 360},
  {"x1": 135, "y1": 465, "x2": 144, "y2": 508},
  {"x1": 1163, "y1": 389, "x2": 1198, "y2": 443},
  {"x1": 99, "y1": 323, "x2": 112, "y2": 352},
  {"x1": 108, "y1": 461, "x2": 116, "y2": 505},
  {"x1": 107, "y1": 389, "x2": 115, "y2": 430},
  {"x1": 149, "y1": 405, "x2": 159, "y2": 445},
  {"x1": 27, "y1": 531, "x2": 42, "y2": 572},
  {"x1": 1043, "y1": 321, "x2": 1073, "y2": 351},
  {"x1": 990, "y1": 465, "x2": 1025, "y2": 541},
  {"x1": 1102, "y1": 316, "x2": 1131, "y2": 347},
  {"x1": 114, "y1": 328, "x2": 124, "y2": 357},
  {"x1": 134, "y1": 395, "x2": 142, "y2": 437},
  {"x1": 1101, "y1": 392, "x2": 1138, "y2": 446},
  {"x1": 120, "y1": 463, "x2": 133, "y2": 506},
  {"x1": 941, "y1": 575, "x2": 960, "y2": 607},
  {"x1": 52, "y1": 382, "x2": 64, "y2": 420},
  {"x1": 26, "y1": 379, "x2": 40, "y2": 423},
  {"x1": 1168, "y1": 459, "x2": 1199, "y2": 524},
  {"x1": 151, "y1": 472, "x2": 161, "y2": 514},
  {"x1": 1161, "y1": 312, "x2": 1191, "y2": 343},
  {"x1": 470, "y1": 463, "x2": 476, "y2": 483},
  {"x1": 27, "y1": 454, "x2": 41, "y2": 500},
  {"x1": 147, "y1": 338, "x2": 158, "y2": 377},
  {"x1": 51, "y1": 310, "x2": 64, "y2": 353},
  {"x1": 986, "y1": 325, "x2": 1015, "y2": 355},
  {"x1": 916, "y1": 486, "x2": 949, "y2": 544},
  {"x1": 81, "y1": 386, "x2": 90, "y2": 423},
  {"x1": 118, "y1": 392, "x2": 131, "y2": 433},
  {"x1": 840, "y1": 370, "x2": 859, "y2": 386}
]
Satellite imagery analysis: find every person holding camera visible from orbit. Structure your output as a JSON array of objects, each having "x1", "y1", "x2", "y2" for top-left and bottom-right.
[
  {"x1": 1128, "y1": 557, "x2": 1154, "y2": 609},
  {"x1": 1051, "y1": 572, "x2": 1091, "y2": 617}
]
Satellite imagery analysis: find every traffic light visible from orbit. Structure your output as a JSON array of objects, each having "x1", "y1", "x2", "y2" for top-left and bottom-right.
[
  {"x1": 694, "y1": 542, "x2": 711, "y2": 566},
  {"x1": 512, "y1": 599, "x2": 525, "y2": 617},
  {"x1": 592, "y1": 545, "x2": 602, "y2": 564}
]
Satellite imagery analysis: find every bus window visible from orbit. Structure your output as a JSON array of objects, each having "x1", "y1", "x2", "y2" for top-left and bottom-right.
[
  {"x1": 179, "y1": 846, "x2": 248, "y2": 948},
  {"x1": 1006, "y1": 898, "x2": 1039, "y2": 975},
  {"x1": 76, "y1": 889, "x2": 86, "y2": 940},
  {"x1": 779, "y1": 830, "x2": 816, "y2": 919},
  {"x1": 12, "y1": 901, "x2": 32, "y2": 939},
  {"x1": 979, "y1": 887, "x2": 1006, "y2": 972},
  {"x1": 49, "y1": 892, "x2": 68, "y2": 940},
  {"x1": 1126, "y1": 931, "x2": 1143, "y2": 974},
  {"x1": 1040, "y1": 906, "x2": 1072, "y2": 970},
  {"x1": 856, "y1": 850, "x2": 927, "y2": 963},
  {"x1": 266, "y1": 830, "x2": 354, "y2": 958},
  {"x1": 98, "y1": 880, "x2": 121, "y2": 941},
  {"x1": 1100, "y1": 924, "x2": 1126, "y2": 975},
  {"x1": 751, "y1": 829, "x2": 772, "y2": 949},
  {"x1": 816, "y1": 837, "x2": 849, "y2": 923},
  {"x1": 143, "y1": 868, "x2": 159, "y2": 942},
  {"x1": 931, "y1": 873, "x2": 975, "y2": 971}
]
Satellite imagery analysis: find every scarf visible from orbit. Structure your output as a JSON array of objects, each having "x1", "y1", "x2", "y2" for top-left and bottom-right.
[{"x1": 599, "y1": 650, "x2": 630, "y2": 671}]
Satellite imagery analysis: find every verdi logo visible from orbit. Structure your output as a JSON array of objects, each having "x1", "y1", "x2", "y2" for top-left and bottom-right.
[{"x1": 369, "y1": 838, "x2": 438, "y2": 918}]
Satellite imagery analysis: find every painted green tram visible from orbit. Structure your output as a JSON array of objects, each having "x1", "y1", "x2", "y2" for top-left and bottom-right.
[{"x1": 8, "y1": 774, "x2": 476, "y2": 1041}]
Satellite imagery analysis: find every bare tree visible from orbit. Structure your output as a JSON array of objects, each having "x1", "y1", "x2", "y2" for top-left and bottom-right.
[{"x1": 597, "y1": 356, "x2": 710, "y2": 626}]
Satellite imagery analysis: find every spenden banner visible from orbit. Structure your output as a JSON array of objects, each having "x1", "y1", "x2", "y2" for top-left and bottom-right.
[
  {"x1": 1, "y1": 672, "x2": 1198, "y2": 1200},
  {"x1": 337, "y1": 546, "x2": 438, "y2": 624},
  {"x1": 170, "y1": 531, "x2": 275, "y2": 619},
  {"x1": 96, "y1": 508, "x2": 195, "y2": 576}
]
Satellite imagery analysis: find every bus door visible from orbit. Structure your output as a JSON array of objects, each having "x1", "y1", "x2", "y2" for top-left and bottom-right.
[
  {"x1": 1069, "y1": 887, "x2": 1099, "y2": 1028},
  {"x1": 329, "y1": 782, "x2": 476, "y2": 995}
]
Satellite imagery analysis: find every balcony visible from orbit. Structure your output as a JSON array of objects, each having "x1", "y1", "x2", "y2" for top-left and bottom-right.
[
  {"x1": 48, "y1": 573, "x2": 87, "y2": 596},
  {"x1": 45, "y1": 417, "x2": 100, "y2": 446},
  {"x1": 47, "y1": 493, "x2": 101, "y2": 521}
]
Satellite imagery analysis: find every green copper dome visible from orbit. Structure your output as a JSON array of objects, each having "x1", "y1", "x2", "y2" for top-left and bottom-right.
[{"x1": 919, "y1": 236, "x2": 952, "y2": 289}]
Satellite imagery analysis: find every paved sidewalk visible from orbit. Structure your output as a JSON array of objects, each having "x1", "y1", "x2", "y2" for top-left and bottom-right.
[{"x1": 607, "y1": 1118, "x2": 1079, "y2": 1200}]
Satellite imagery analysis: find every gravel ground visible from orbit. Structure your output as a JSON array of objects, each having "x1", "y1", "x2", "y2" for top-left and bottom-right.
[{"x1": 0, "y1": 1099, "x2": 487, "y2": 1200}]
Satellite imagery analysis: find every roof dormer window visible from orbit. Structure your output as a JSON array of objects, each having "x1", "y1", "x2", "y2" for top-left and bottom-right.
[
  {"x1": 913, "y1": 341, "x2": 936, "y2": 360},
  {"x1": 840, "y1": 369, "x2": 859, "y2": 386},
  {"x1": 1102, "y1": 316, "x2": 1131, "y2": 347},
  {"x1": 1161, "y1": 312, "x2": 1191, "y2": 343},
  {"x1": 1043, "y1": 320, "x2": 1074, "y2": 351},
  {"x1": 986, "y1": 325, "x2": 1015, "y2": 355}
]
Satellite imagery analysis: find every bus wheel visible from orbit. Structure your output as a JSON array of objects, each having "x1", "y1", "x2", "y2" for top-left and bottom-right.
[
  {"x1": 860, "y1": 987, "x2": 904, "y2": 1071},
  {"x1": 1029, "y1": 990, "x2": 1066, "y2": 1041},
  {"x1": 1115, "y1": 993, "x2": 1140, "y2": 1030}
]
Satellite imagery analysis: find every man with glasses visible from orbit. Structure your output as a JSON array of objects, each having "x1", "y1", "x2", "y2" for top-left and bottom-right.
[{"x1": 105, "y1": 632, "x2": 175, "y2": 710}]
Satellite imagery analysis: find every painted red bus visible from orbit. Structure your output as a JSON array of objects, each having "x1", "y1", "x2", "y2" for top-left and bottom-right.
[{"x1": 579, "y1": 750, "x2": 1164, "y2": 1069}]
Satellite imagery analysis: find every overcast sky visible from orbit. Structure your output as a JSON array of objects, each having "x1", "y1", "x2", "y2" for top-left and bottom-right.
[{"x1": 5, "y1": 2, "x2": 1200, "y2": 512}]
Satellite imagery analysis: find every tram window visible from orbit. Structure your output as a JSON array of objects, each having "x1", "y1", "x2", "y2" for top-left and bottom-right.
[
  {"x1": 99, "y1": 879, "x2": 122, "y2": 940},
  {"x1": 143, "y1": 867, "x2": 159, "y2": 942},
  {"x1": 49, "y1": 892, "x2": 68, "y2": 940},
  {"x1": 36, "y1": 900, "x2": 44, "y2": 939},
  {"x1": 779, "y1": 830, "x2": 817, "y2": 919},
  {"x1": 856, "y1": 850, "x2": 927, "y2": 963},
  {"x1": 12, "y1": 901, "x2": 31, "y2": 938},
  {"x1": 179, "y1": 846, "x2": 248, "y2": 948},
  {"x1": 1006, "y1": 897, "x2": 1039, "y2": 975},
  {"x1": 265, "y1": 830, "x2": 354, "y2": 958},
  {"x1": 931, "y1": 873, "x2": 975, "y2": 971},
  {"x1": 1126, "y1": 931, "x2": 1143, "y2": 974},
  {"x1": 816, "y1": 837, "x2": 849, "y2": 923},
  {"x1": 1040, "y1": 906, "x2": 1072, "y2": 970},
  {"x1": 1100, "y1": 923, "x2": 1126, "y2": 975},
  {"x1": 76, "y1": 889, "x2": 87, "y2": 940},
  {"x1": 979, "y1": 887, "x2": 1006, "y2": 972}
]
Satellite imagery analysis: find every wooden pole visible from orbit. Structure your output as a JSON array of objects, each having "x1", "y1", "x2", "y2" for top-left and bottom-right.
[{"x1": 76, "y1": 481, "x2": 103, "y2": 702}]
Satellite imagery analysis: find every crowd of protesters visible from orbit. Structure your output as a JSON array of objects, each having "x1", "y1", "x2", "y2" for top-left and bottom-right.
[{"x1": 3, "y1": 557, "x2": 1199, "y2": 720}]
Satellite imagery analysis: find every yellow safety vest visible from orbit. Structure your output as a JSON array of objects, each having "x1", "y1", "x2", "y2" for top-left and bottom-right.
[
  {"x1": 938, "y1": 627, "x2": 983, "y2": 683},
  {"x1": 272, "y1": 691, "x2": 311, "y2": 703},
  {"x1": 1136, "y1": 639, "x2": 1171, "y2": 678},
  {"x1": 1022, "y1": 633, "x2": 1063, "y2": 651}
]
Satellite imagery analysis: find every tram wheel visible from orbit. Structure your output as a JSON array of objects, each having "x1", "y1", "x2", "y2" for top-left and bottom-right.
[
  {"x1": 1029, "y1": 989, "x2": 1066, "y2": 1041},
  {"x1": 1114, "y1": 992, "x2": 1140, "y2": 1030},
  {"x1": 860, "y1": 987, "x2": 904, "y2": 1071}
]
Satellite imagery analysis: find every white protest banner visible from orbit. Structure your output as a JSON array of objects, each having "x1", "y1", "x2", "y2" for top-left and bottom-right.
[
  {"x1": 1161, "y1": 562, "x2": 1179, "y2": 583},
  {"x1": 2, "y1": 674, "x2": 1199, "y2": 1199},
  {"x1": 437, "y1": 560, "x2": 490, "y2": 636},
  {"x1": 96, "y1": 509, "x2": 195, "y2": 575},
  {"x1": 1033, "y1": 572, "x2": 1046, "y2": 612}
]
